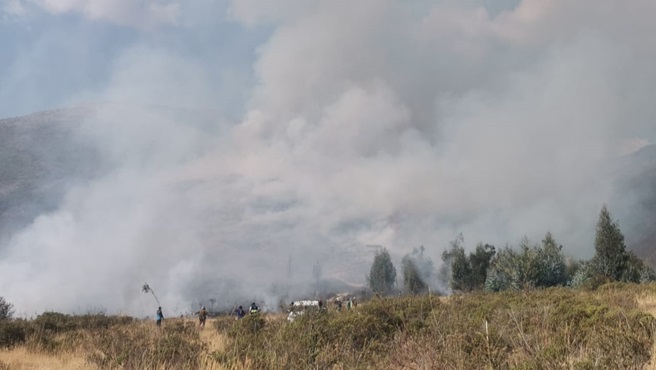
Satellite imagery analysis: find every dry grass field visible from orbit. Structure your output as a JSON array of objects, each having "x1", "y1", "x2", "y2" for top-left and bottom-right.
[{"x1": 2, "y1": 283, "x2": 656, "y2": 369}]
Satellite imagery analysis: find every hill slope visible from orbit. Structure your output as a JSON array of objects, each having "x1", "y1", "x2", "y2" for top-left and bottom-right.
[
  {"x1": 611, "y1": 144, "x2": 656, "y2": 264},
  {"x1": 0, "y1": 108, "x2": 101, "y2": 240}
]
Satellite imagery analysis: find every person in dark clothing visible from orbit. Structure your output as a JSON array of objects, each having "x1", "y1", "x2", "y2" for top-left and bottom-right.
[
  {"x1": 198, "y1": 306, "x2": 207, "y2": 328},
  {"x1": 249, "y1": 302, "x2": 260, "y2": 314},
  {"x1": 235, "y1": 305, "x2": 246, "y2": 319},
  {"x1": 156, "y1": 307, "x2": 164, "y2": 327}
]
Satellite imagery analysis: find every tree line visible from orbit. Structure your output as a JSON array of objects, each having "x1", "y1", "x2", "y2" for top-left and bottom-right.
[{"x1": 367, "y1": 205, "x2": 656, "y2": 295}]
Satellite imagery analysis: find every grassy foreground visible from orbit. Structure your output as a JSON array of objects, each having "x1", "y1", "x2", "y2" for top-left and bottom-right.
[{"x1": 3, "y1": 283, "x2": 656, "y2": 369}]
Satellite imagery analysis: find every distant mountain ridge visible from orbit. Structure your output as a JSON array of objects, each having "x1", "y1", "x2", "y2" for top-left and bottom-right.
[
  {"x1": 612, "y1": 144, "x2": 656, "y2": 265},
  {"x1": 0, "y1": 107, "x2": 101, "y2": 240}
]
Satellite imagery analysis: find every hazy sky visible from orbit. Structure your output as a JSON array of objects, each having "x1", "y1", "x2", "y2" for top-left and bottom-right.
[
  {"x1": 1, "y1": 0, "x2": 655, "y2": 316},
  {"x1": 0, "y1": 0, "x2": 524, "y2": 118}
]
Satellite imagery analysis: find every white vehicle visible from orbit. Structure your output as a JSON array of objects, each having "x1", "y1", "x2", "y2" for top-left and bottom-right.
[{"x1": 287, "y1": 300, "x2": 320, "y2": 322}]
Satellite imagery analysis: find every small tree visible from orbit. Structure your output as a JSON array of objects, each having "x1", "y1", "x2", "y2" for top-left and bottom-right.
[
  {"x1": 441, "y1": 234, "x2": 471, "y2": 291},
  {"x1": 485, "y1": 246, "x2": 517, "y2": 292},
  {"x1": 535, "y1": 232, "x2": 568, "y2": 287},
  {"x1": 469, "y1": 243, "x2": 496, "y2": 290},
  {"x1": 402, "y1": 246, "x2": 433, "y2": 294},
  {"x1": 0, "y1": 297, "x2": 13, "y2": 320},
  {"x1": 442, "y1": 235, "x2": 495, "y2": 292},
  {"x1": 402, "y1": 256, "x2": 425, "y2": 294},
  {"x1": 367, "y1": 248, "x2": 397, "y2": 295},
  {"x1": 591, "y1": 205, "x2": 628, "y2": 281}
]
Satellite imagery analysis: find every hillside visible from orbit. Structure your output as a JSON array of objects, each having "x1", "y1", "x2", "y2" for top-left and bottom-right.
[
  {"x1": 0, "y1": 107, "x2": 101, "y2": 240},
  {"x1": 612, "y1": 144, "x2": 656, "y2": 265}
]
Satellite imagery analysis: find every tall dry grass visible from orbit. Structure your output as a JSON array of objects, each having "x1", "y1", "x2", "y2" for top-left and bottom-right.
[
  {"x1": 2, "y1": 284, "x2": 656, "y2": 369},
  {"x1": 212, "y1": 285, "x2": 656, "y2": 369}
]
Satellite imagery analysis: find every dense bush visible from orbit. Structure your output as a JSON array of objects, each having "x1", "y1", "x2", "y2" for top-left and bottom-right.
[
  {"x1": 209, "y1": 286, "x2": 656, "y2": 369},
  {"x1": 442, "y1": 235, "x2": 496, "y2": 292},
  {"x1": 0, "y1": 297, "x2": 24, "y2": 349},
  {"x1": 486, "y1": 234, "x2": 570, "y2": 291},
  {"x1": 31, "y1": 312, "x2": 133, "y2": 333},
  {"x1": 0, "y1": 320, "x2": 26, "y2": 349}
]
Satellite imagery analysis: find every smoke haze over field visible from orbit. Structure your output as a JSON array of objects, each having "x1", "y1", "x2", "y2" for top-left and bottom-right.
[{"x1": 1, "y1": 0, "x2": 656, "y2": 315}]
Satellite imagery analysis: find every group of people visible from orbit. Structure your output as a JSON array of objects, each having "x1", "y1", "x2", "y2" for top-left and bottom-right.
[
  {"x1": 156, "y1": 298, "x2": 358, "y2": 327},
  {"x1": 234, "y1": 302, "x2": 259, "y2": 319},
  {"x1": 154, "y1": 301, "x2": 260, "y2": 327},
  {"x1": 334, "y1": 297, "x2": 357, "y2": 312}
]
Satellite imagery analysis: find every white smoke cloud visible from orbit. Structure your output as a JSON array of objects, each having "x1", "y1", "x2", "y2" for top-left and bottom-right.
[
  {"x1": 2, "y1": 0, "x2": 27, "y2": 16},
  {"x1": 9, "y1": 0, "x2": 180, "y2": 28},
  {"x1": 2, "y1": 0, "x2": 656, "y2": 315}
]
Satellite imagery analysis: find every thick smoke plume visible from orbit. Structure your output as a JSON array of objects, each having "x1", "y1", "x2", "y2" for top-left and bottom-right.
[{"x1": 1, "y1": 0, "x2": 656, "y2": 315}]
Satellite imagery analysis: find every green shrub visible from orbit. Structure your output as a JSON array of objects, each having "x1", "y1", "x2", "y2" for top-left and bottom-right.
[
  {"x1": 228, "y1": 314, "x2": 265, "y2": 338},
  {"x1": 0, "y1": 320, "x2": 26, "y2": 348},
  {"x1": 32, "y1": 312, "x2": 75, "y2": 333},
  {"x1": 0, "y1": 297, "x2": 13, "y2": 321},
  {"x1": 211, "y1": 286, "x2": 656, "y2": 369}
]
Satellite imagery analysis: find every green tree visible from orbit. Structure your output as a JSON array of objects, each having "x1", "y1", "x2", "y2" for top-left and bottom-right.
[
  {"x1": 485, "y1": 234, "x2": 569, "y2": 291},
  {"x1": 591, "y1": 205, "x2": 628, "y2": 281},
  {"x1": 441, "y1": 234, "x2": 472, "y2": 292},
  {"x1": 565, "y1": 257, "x2": 584, "y2": 285},
  {"x1": 402, "y1": 246, "x2": 433, "y2": 294},
  {"x1": 0, "y1": 297, "x2": 13, "y2": 321},
  {"x1": 468, "y1": 243, "x2": 496, "y2": 290},
  {"x1": 485, "y1": 246, "x2": 517, "y2": 291},
  {"x1": 367, "y1": 248, "x2": 397, "y2": 295},
  {"x1": 535, "y1": 232, "x2": 568, "y2": 287},
  {"x1": 442, "y1": 235, "x2": 496, "y2": 292},
  {"x1": 402, "y1": 256, "x2": 425, "y2": 294},
  {"x1": 622, "y1": 251, "x2": 656, "y2": 283}
]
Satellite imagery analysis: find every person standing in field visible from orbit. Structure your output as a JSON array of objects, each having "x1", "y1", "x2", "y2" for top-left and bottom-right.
[
  {"x1": 156, "y1": 306, "x2": 164, "y2": 327},
  {"x1": 198, "y1": 306, "x2": 207, "y2": 328},
  {"x1": 235, "y1": 305, "x2": 245, "y2": 319},
  {"x1": 249, "y1": 302, "x2": 260, "y2": 314}
]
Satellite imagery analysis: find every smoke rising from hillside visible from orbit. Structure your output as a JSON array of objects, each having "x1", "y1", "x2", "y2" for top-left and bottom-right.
[{"x1": 1, "y1": 0, "x2": 656, "y2": 315}]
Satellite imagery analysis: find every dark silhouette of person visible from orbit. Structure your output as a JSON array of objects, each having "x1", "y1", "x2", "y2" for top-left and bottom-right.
[
  {"x1": 198, "y1": 306, "x2": 207, "y2": 327},
  {"x1": 156, "y1": 307, "x2": 164, "y2": 327},
  {"x1": 235, "y1": 305, "x2": 246, "y2": 319}
]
